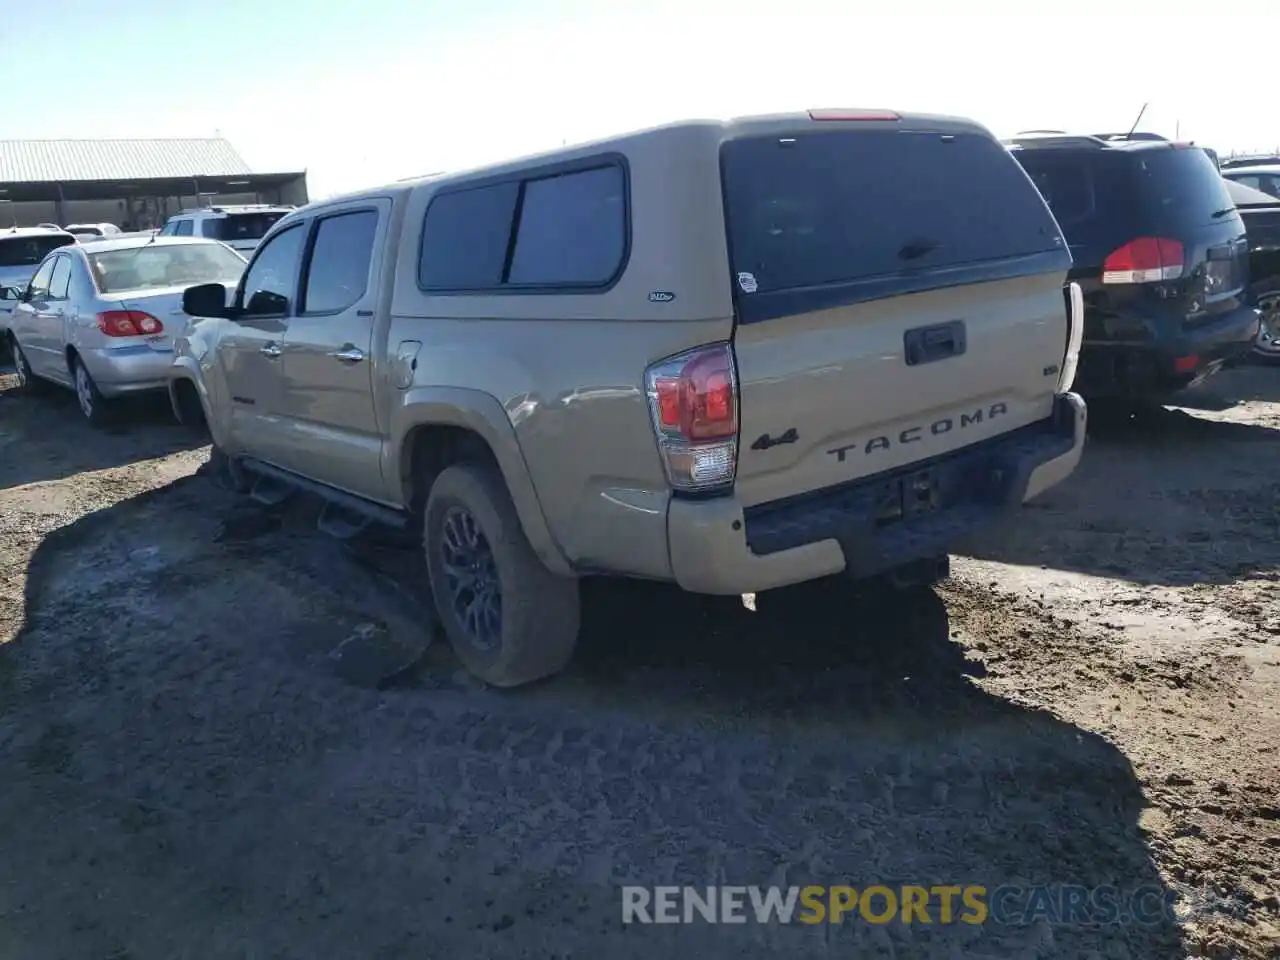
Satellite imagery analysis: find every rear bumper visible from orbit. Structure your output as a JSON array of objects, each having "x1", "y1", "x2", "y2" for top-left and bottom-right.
[
  {"x1": 667, "y1": 392, "x2": 1086, "y2": 594},
  {"x1": 83, "y1": 344, "x2": 174, "y2": 396},
  {"x1": 1077, "y1": 303, "x2": 1260, "y2": 396}
]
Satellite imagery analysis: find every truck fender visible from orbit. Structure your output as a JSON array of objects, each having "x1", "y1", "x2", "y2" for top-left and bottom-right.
[
  {"x1": 391, "y1": 386, "x2": 573, "y2": 577},
  {"x1": 168, "y1": 354, "x2": 229, "y2": 449}
]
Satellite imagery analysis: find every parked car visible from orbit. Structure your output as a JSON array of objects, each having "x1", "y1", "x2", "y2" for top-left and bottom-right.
[
  {"x1": 158, "y1": 204, "x2": 294, "y2": 255},
  {"x1": 0, "y1": 226, "x2": 78, "y2": 354},
  {"x1": 6, "y1": 236, "x2": 246, "y2": 423},
  {"x1": 172, "y1": 108, "x2": 1087, "y2": 687},
  {"x1": 0, "y1": 226, "x2": 78, "y2": 306},
  {"x1": 1223, "y1": 177, "x2": 1280, "y2": 362},
  {"x1": 1006, "y1": 133, "x2": 1258, "y2": 401},
  {"x1": 1221, "y1": 163, "x2": 1280, "y2": 201},
  {"x1": 64, "y1": 222, "x2": 123, "y2": 239}
]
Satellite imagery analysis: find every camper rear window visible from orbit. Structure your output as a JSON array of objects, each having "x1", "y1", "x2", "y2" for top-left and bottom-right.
[{"x1": 720, "y1": 129, "x2": 1063, "y2": 296}]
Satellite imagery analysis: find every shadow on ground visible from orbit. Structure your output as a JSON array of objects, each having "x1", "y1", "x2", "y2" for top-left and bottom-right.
[
  {"x1": 0, "y1": 471, "x2": 1187, "y2": 959},
  {"x1": 962, "y1": 367, "x2": 1280, "y2": 587},
  {"x1": 0, "y1": 375, "x2": 205, "y2": 490}
]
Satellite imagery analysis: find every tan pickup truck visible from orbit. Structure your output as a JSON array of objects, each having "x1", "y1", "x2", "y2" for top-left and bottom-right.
[{"x1": 171, "y1": 109, "x2": 1087, "y2": 687}]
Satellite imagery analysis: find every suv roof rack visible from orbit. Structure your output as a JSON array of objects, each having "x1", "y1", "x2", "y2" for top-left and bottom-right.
[
  {"x1": 173, "y1": 203, "x2": 295, "y2": 216},
  {"x1": 1091, "y1": 131, "x2": 1169, "y2": 142},
  {"x1": 1003, "y1": 133, "x2": 1111, "y2": 150},
  {"x1": 1221, "y1": 154, "x2": 1280, "y2": 169}
]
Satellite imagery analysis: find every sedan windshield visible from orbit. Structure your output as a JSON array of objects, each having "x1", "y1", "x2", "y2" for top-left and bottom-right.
[{"x1": 88, "y1": 242, "x2": 246, "y2": 294}]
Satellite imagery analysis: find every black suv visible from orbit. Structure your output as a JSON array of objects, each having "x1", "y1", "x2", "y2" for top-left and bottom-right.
[{"x1": 1006, "y1": 134, "x2": 1259, "y2": 399}]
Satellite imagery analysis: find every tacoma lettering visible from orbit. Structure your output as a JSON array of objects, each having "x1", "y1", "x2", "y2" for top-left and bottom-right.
[{"x1": 827, "y1": 403, "x2": 1008, "y2": 462}]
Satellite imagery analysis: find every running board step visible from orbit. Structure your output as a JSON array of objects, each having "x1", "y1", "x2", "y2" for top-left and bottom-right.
[
  {"x1": 317, "y1": 501, "x2": 373, "y2": 541},
  {"x1": 249, "y1": 474, "x2": 295, "y2": 507},
  {"x1": 238, "y1": 457, "x2": 411, "y2": 535}
]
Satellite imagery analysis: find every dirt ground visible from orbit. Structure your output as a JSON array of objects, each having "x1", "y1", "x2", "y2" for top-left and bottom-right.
[{"x1": 1, "y1": 368, "x2": 1277, "y2": 960}]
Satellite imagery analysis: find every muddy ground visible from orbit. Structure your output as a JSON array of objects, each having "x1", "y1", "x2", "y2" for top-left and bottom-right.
[{"x1": 0, "y1": 368, "x2": 1277, "y2": 959}]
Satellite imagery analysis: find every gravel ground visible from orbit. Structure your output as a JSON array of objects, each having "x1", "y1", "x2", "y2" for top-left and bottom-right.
[{"x1": 0, "y1": 369, "x2": 1277, "y2": 959}]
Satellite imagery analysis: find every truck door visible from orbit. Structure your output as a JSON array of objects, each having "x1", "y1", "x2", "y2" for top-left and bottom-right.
[
  {"x1": 276, "y1": 199, "x2": 388, "y2": 501},
  {"x1": 219, "y1": 221, "x2": 308, "y2": 458}
]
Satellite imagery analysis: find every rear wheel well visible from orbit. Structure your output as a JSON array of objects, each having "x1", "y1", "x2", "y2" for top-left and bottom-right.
[
  {"x1": 403, "y1": 425, "x2": 500, "y2": 514},
  {"x1": 65, "y1": 344, "x2": 79, "y2": 371}
]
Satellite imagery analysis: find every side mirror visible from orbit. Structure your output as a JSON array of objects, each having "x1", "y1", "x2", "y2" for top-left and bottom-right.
[
  {"x1": 245, "y1": 290, "x2": 288, "y2": 316},
  {"x1": 182, "y1": 282, "x2": 230, "y2": 318}
]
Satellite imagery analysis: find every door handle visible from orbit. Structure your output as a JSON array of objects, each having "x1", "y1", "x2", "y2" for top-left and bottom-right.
[
  {"x1": 904, "y1": 320, "x2": 967, "y2": 367},
  {"x1": 260, "y1": 342, "x2": 282, "y2": 358},
  {"x1": 328, "y1": 346, "x2": 366, "y2": 364}
]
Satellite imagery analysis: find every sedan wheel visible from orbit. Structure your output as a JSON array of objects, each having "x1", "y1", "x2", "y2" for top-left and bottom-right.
[
  {"x1": 12, "y1": 341, "x2": 31, "y2": 387},
  {"x1": 1253, "y1": 293, "x2": 1280, "y2": 363},
  {"x1": 10, "y1": 340, "x2": 38, "y2": 392},
  {"x1": 72, "y1": 358, "x2": 109, "y2": 426}
]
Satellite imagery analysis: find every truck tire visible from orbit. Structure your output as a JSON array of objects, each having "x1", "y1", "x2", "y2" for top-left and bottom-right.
[{"x1": 424, "y1": 462, "x2": 580, "y2": 687}]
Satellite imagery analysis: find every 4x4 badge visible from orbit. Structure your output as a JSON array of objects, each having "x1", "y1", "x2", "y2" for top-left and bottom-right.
[{"x1": 737, "y1": 272, "x2": 758, "y2": 294}]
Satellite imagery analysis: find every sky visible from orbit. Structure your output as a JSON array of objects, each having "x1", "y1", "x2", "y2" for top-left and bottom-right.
[{"x1": 3, "y1": 0, "x2": 1279, "y2": 200}]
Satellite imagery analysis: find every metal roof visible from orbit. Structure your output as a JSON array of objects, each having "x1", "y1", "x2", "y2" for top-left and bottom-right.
[{"x1": 0, "y1": 138, "x2": 252, "y2": 184}]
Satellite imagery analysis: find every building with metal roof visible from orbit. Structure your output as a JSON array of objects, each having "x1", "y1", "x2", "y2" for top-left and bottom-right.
[{"x1": 0, "y1": 138, "x2": 308, "y2": 231}]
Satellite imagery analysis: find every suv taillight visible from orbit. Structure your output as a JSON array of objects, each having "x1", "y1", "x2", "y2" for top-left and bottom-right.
[
  {"x1": 1059, "y1": 281, "x2": 1084, "y2": 393},
  {"x1": 1101, "y1": 237, "x2": 1184, "y2": 285},
  {"x1": 645, "y1": 343, "x2": 738, "y2": 492},
  {"x1": 97, "y1": 310, "x2": 163, "y2": 337}
]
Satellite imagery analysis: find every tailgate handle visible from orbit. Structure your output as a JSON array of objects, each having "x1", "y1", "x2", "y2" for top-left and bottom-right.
[{"x1": 904, "y1": 320, "x2": 966, "y2": 366}]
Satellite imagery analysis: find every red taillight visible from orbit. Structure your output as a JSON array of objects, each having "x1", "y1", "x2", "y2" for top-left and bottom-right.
[
  {"x1": 97, "y1": 310, "x2": 164, "y2": 337},
  {"x1": 1101, "y1": 237, "x2": 1184, "y2": 285},
  {"x1": 808, "y1": 108, "x2": 900, "y2": 122},
  {"x1": 645, "y1": 343, "x2": 738, "y2": 492}
]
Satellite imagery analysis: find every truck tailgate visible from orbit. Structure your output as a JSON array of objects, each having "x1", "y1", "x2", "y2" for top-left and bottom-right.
[
  {"x1": 718, "y1": 120, "x2": 1072, "y2": 509},
  {"x1": 732, "y1": 270, "x2": 1066, "y2": 507}
]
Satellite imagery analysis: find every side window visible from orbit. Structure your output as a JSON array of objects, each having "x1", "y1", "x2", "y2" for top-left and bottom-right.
[
  {"x1": 200, "y1": 220, "x2": 221, "y2": 239},
  {"x1": 239, "y1": 223, "x2": 305, "y2": 317},
  {"x1": 173, "y1": 219, "x2": 194, "y2": 237},
  {"x1": 1021, "y1": 160, "x2": 1097, "y2": 227},
  {"x1": 158, "y1": 221, "x2": 174, "y2": 236},
  {"x1": 1261, "y1": 176, "x2": 1280, "y2": 201},
  {"x1": 48, "y1": 255, "x2": 71, "y2": 300},
  {"x1": 26, "y1": 258, "x2": 56, "y2": 301},
  {"x1": 302, "y1": 210, "x2": 378, "y2": 314},
  {"x1": 507, "y1": 166, "x2": 627, "y2": 286},
  {"x1": 419, "y1": 182, "x2": 518, "y2": 290}
]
